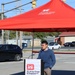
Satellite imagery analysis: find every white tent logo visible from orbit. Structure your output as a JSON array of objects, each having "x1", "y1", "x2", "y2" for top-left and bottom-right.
[
  {"x1": 39, "y1": 8, "x2": 55, "y2": 15},
  {"x1": 43, "y1": 9, "x2": 50, "y2": 12}
]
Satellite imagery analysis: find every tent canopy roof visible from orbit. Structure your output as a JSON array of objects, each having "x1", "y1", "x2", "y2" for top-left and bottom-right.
[{"x1": 0, "y1": 0, "x2": 75, "y2": 32}]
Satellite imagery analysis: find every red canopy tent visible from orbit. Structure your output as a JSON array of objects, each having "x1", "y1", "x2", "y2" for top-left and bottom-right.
[
  {"x1": 0, "y1": 0, "x2": 75, "y2": 32},
  {"x1": 0, "y1": 0, "x2": 75, "y2": 57}
]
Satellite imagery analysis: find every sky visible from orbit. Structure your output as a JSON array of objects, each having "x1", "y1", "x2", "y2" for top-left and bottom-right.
[{"x1": 0, "y1": 0, "x2": 75, "y2": 18}]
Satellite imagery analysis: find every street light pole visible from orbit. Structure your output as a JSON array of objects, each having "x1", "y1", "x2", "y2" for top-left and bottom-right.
[{"x1": 1, "y1": 4, "x2": 4, "y2": 44}]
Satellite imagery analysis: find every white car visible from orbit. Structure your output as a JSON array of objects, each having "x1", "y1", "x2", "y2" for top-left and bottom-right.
[{"x1": 48, "y1": 42, "x2": 61, "y2": 50}]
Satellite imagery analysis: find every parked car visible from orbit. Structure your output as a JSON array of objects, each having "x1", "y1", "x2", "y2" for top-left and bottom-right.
[
  {"x1": 72, "y1": 41, "x2": 75, "y2": 47},
  {"x1": 48, "y1": 42, "x2": 61, "y2": 50},
  {"x1": 63, "y1": 42, "x2": 74, "y2": 47},
  {"x1": 0, "y1": 44, "x2": 22, "y2": 61}
]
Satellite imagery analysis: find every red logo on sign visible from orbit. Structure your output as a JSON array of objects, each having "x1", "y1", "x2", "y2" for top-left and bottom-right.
[{"x1": 27, "y1": 64, "x2": 34, "y2": 70}]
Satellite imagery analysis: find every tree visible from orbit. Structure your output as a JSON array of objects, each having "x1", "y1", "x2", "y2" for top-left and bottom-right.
[
  {"x1": 48, "y1": 32, "x2": 61, "y2": 37},
  {"x1": 34, "y1": 32, "x2": 61, "y2": 39},
  {"x1": 9, "y1": 31, "x2": 16, "y2": 39},
  {"x1": 34, "y1": 32, "x2": 46, "y2": 39},
  {"x1": 23, "y1": 32, "x2": 61, "y2": 40}
]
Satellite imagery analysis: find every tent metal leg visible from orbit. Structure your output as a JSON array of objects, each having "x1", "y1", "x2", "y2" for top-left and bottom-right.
[{"x1": 31, "y1": 32, "x2": 34, "y2": 59}]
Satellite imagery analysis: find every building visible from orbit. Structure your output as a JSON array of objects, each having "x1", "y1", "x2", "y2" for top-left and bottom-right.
[
  {"x1": 23, "y1": 36, "x2": 41, "y2": 47},
  {"x1": 31, "y1": 38, "x2": 41, "y2": 47},
  {"x1": 59, "y1": 32, "x2": 75, "y2": 45},
  {"x1": 6, "y1": 35, "x2": 41, "y2": 47}
]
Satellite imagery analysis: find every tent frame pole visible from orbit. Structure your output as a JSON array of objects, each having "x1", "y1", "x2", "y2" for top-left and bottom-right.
[{"x1": 31, "y1": 32, "x2": 34, "y2": 59}]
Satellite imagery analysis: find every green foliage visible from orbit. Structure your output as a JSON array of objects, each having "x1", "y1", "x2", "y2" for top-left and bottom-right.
[
  {"x1": 0, "y1": 14, "x2": 6, "y2": 19},
  {"x1": 2, "y1": 31, "x2": 61, "y2": 40},
  {"x1": 34, "y1": 32, "x2": 46, "y2": 39},
  {"x1": 48, "y1": 32, "x2": 61, "y2": 37},
  {"x1": 34, "y1": 32, "x2": 61, "y2": 39},
  {"x1": 9, "y1": 31, "x2": 16, "y2": 39}
]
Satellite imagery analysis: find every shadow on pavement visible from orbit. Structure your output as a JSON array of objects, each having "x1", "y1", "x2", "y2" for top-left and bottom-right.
[
  {"x1": 11, "y1": 72, "x2": 24, "y2": 75},
  {"x1": 0, "y1": 59, "x2": 23, "y2": 63},
  {"x1": 52, "y1": 70, "x2": 75, "y2": 75},
  {"x1": 11, "y1": 70, "x2": 75, "y2": 75}
]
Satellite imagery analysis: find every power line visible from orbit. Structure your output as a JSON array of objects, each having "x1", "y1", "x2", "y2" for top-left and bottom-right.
[
  {"x1": 0, "y1": 1, "x2": 32, "y2": 14},
  {"x1": 2, "y1": 0, "x2": 21, "y2": 5}
]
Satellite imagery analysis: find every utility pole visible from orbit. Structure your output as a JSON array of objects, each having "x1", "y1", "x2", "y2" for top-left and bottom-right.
[
  {"x1": 19, "y1": 0, "x2": 23, "y2": 49},
  {"x1": 15, "y1": 0, "x2": 19, "y2": 45},
  {"x1": 0, "y1": 0, "x2": 31, "y2": 47},
  {"x1": 1, "y1": 0, "x2": 22, "y2": 44},
  {"x1": 31, "y1": 0, "x2": 36, "y2": 59},
  {"x1": 15, "y1": 0, "x2": 23, "y2": 48},
  {"x1": 1, "y1": 4, "x2": 4, "y2": 44}
]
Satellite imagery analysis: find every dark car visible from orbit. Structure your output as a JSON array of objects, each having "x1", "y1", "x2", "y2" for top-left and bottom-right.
[
  {"x1": 63, "y1": 42, "x2": 73, "y2": 47},
  {"x1": 0, "y1": 44, "x2": 22, "y2": 61},
  {"x1": 72, "y1": 41, "x2": 75, "y2": 47}
]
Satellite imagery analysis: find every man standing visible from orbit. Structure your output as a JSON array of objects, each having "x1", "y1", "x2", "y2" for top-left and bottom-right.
[{"x1": 37, "y1": 40, "x2": 56, "y2": 75}]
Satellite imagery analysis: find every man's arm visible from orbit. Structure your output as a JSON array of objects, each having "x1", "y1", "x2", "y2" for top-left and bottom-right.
[
  {"x1": 37, "y1": 51, "x2": 41, "y2": 59},
  {"x1": 50, "y1": 50, "x2": 56, "y2": 68}
]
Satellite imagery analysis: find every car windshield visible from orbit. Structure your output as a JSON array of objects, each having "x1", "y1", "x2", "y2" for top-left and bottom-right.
[
  {"x1": 66, "y1": 42, "x2": 71, "y2": 44},
  {"x1": 0, "y1": 45, "x2": 7, "y2": 50},
  {"x1": 49, "y1": 42, "x2": 55, "y2": 46},
  {"x1": 72, "y1": 42, "x2": 75, "y2": 43},
  {"x1": 49, "y1": 42, "x2": 58, "y2": 46},
  {"x1": 55, "y1": 43, "x2": 58, "y2": 45},
  {"x1": 0, "y1": 45, "x2": 2, "y2": 49}
]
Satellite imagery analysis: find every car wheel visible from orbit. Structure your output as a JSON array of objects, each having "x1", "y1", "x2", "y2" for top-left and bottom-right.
[
  {"x1": 58, "y1": 47, "x2": 60, "y2": 50},
  {"x1": 64, "y1": 45, "x2": 66, "y2": 47},
  {"x1": 69, "y1": 45, "x2": 71, "y2": 47},
  {"x1": 14, "y1": 54, "x2": 21, "y2": 61}
]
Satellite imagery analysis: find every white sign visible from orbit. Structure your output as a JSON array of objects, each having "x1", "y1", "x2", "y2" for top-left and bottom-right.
[{"x1": 25, "y1": 59, "x2": 41, "y2": 75}]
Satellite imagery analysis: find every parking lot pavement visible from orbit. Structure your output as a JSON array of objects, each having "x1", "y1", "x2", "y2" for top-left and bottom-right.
[
  {"x1": 53, "y1": 54, "x2": 75, "y2": 71},
  {"x1": 0, "y1": 53, "x2": 75, "y2": 75},
  {"x1": 0, "y1": 61, "x2": 24, "y2": 75}
]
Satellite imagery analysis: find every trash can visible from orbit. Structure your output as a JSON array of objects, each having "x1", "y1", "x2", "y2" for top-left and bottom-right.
[{"x1": 22, "y1": 43, "x2": 27, "y2": 49}]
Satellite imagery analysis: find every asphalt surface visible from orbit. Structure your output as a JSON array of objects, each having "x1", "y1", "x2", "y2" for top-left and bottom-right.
[{"x1": 0, "y1": 52, "x2": 75, "y2": 75}]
